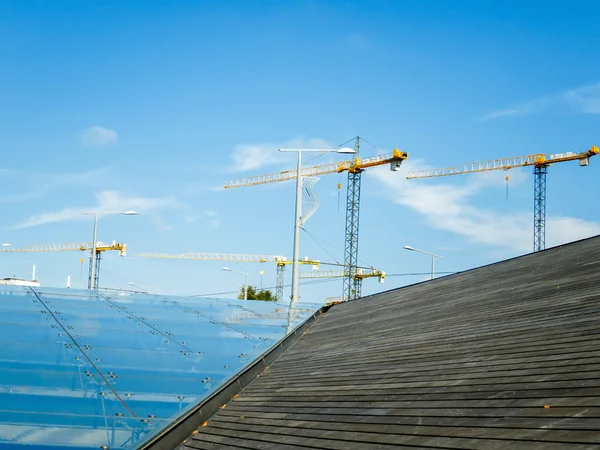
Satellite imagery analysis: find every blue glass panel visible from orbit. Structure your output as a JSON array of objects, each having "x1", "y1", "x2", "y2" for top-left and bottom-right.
[{"x1": 0, "y1": 285, "x2": 321, "y2": 449}]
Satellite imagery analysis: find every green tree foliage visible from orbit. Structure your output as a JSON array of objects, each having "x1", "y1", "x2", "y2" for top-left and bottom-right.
[{"x1": 238, "y1": 285, "x2": 276, "y2": 301}]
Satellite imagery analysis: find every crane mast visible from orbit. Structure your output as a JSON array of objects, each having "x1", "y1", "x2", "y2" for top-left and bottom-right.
[
  {"x1": 134, "y1": 252, "x2": 386, "y2": 301},
  {"x1": 224, "y1": 137, "x2": 408, "y2": 301},
  {"x1": 533, "y1": 166, "x2": 547, "y2": 252},
  {"x1": 1, "y1": 241, "x2": 127, "y2": 289},
  {"x1": 344, "y1": 137, "x2": 362, "y2": 301},
  {"x1": 407, "y1": 146, "x2": 599, "y2": 252}
]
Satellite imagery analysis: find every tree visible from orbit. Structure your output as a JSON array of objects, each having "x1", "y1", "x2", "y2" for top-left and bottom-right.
[{"x1": 237, "y1": 285, "x2": 276, "y2": 301}]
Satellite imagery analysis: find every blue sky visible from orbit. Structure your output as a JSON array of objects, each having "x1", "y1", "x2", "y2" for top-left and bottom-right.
[{"x1": 0, "y1": 0, "x2": 599, "y2": 301}]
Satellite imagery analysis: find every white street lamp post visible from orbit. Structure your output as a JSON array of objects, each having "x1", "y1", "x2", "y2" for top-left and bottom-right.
[
  {"x1": 403, "y1": 245, "x2": 443, "y2": 280},
  {"x1": 223, "y1": 267, "x2": 253, "y2": 300},
  {"x1": 82, "y1": 211, "x2": 138, "y2": 290},
  {"x1": 278, "y1": 146, "x2": 355, "y2": 305}
]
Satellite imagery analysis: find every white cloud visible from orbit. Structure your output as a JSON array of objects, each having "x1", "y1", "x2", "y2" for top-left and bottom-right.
[
  {"x1": 371, "y1": 159, "x2": 600, "y2": 252},
  {"x1": 82, "y1": 126, "x2": 118, "y2": 147},
  {"x1": 11, "y1": 190, "x2": 180, "y2": 229},
  {"x1": 184, "y1": 215, "x2": 199, "y2": 224},
  {"x1": 479, "y1": 81, "x2": 600, "y2": 120},
  {"x1": 204, "y1": 210, "x2": 219, "y2": 229},
  {"x1": 547, "y1": 217, "x2": 600, "y2": 246},
  {"x1": 153, "y1": 216, "x2": 175, "y2": 232},
  {"x1": 181, "y1": 211, "x2": 219, "y2": 228},
  {"x1": 346, "y1": 33, "x2": 369, "y2": 50},
  {"x1": 230, "y1": 137, "x2": 335, "y2": 173},
  {"x1": 563, "y1": 82, "x2": 600, "y2": 113},
  {"x1": 0, "y1": 167, "x2": 114, "y2": 204},
  {"x1": 479, "y1": 109, "x2": 521, "y2": 120}
]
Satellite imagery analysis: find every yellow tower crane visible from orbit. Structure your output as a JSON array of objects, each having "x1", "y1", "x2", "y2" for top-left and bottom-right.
[
  {"x1": 224, "y1": 136, "x2": 408, "y2": 301},
  {"x1": 133, "y1": 252, "x2": 386, "y2": 301},
  {"x1": 406, "y1": 146, "x2": 599, "y2": 252},
  {"x1": 1, "y1": 241, "x2": 128, "y2": 289},
  {"x1": 133, "y1": 252, "x2": 312, "y2": 302},
  {"x1": 298, "y1": 268, "x2": 386, "y2": 282}
]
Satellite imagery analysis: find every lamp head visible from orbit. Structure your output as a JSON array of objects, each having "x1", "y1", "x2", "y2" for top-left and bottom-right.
[
  {"x1": 403, "y1": 245, "x2": 415, "y2": 251},
  {"x1": 337, "y1": 147, "x2": 356, "y2": 154},
  {"x1": 222, "y1": 267, "x2": 231, "y2": 272},
  {"x1": 123, "y1": 211, "x2": 138, "y2": 215}
]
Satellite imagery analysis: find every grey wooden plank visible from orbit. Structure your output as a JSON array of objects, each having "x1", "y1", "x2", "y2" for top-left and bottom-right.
[
  {"x1": 203, "y1": 419, "x2": 599, "y2": 449},
  {"x1": 241, "y1": 378, "x2": 600, "y2": 395},
  {"x1": 185, "y1": 435, "x2": 252, "y2": 450},
  {"x1": 209, "y1": 415, "x2": 600, "y2": 444},
  {"x1": 222, "y1": 397, "x2": 600, "y2": 410},
  {"x1": 196, "y1": 424, "x2": 426, "y2": 449},
  {"x1": 231, "y1": 388, "x2": 600, "y2": 402},
  {"x1": 243, "y1": 364, "x2": 600, "y2": 388},
  {"x1": 276, "y1": 320, "x2": 600, "y2": 360},
  {"x1": 257, "y1": 353, "x2": 600, "y2": 381},
  {"x1": 267, "y1": 344, "x2": 600, "y2": 375},
  {"x1": 272, "y1": 334, "x2": 600, "y2": 366},
  {"x1": 229, "y1": 395, "x2": 600, "y2": 408},
  {"x1": 221, "y1": 404, "x2": 600, "y2": 419},
  {"x1": 247, "y1": 363, "x2": 600, "y2": 387},
  {"x1": 217, "y1": 409, "x2": 600, "y2": 430},
  {"x1": 189, "y1": 430, "x2": 312, "y2": 449}
]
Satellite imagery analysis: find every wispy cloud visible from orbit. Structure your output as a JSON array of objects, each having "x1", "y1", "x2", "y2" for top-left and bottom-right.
[
  {"x1": 82, "y1": 126, "x2": 118, "y2": 147},
  {"x1": 346, "y1": 33, "x2": 369, "y2": 50},
  {"x1": 153, "y1": 216, "x2": 175, "y2": 232},
  {"x1": 371, "y1": 159, "x2": 600, "y2": 252},
  {"x1": 11, "y1": 190, "x2": 180, "y2": 229},
  {"x1": 0, "y1": 167, "x2": 114, "y2": 204},
  {"x1": 229, "y1": 137, "x2": 334, "y2": 173},
  {"x1": 479, "y1": 81, "x2": 600, "y2": 120},
  {"x1": 184, "y1": 214, "x2": 199, "y2": 224},
  {"x1": 204, "y1": 210, "x2": 219, "y2": 229},
  {"x1": 563, "y1": 82, "x2": 600, "y2": 113}
]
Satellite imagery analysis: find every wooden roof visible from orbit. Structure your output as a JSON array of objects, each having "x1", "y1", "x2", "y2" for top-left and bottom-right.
[{"x1": 186, "y1": 236, "x2": 600, "y2": 449}]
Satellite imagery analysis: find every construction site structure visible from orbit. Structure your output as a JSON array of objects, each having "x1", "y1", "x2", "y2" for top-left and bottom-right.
[
  {"x1": 407, "y1": 146, "x2": 599, "y2": 252},
  {"x1": 224, "y1": 136, "x2": 408, "y2": 302},
  {"x1": 134, "y1": 252, "x2": 312, "y2": 302},
  {"x1": 0, "y1": 241, "x2": 128, "y2": 290},
  {"x1": 133, "y1": 252, "x2": 386, "y2": 302},
  {"x1": 298, "y1": 268, "x2": 386, "y2": 283}
]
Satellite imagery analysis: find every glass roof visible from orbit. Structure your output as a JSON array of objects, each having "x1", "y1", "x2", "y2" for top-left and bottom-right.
[{"x1": 0, "y1": 285, "x2": 322, "y2": 449}]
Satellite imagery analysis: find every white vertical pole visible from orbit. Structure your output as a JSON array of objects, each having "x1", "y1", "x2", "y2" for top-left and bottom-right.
[
  {"x1": 291, "y1": 151, "x2": 302, "y2": 303},
  {"x1": 89, "y1": 214, "x2": 98, "y2": 290}
]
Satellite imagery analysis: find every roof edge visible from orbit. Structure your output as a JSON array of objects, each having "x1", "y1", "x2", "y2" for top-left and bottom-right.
[
  {"x1": 359, "y1": 233, "x2": 600, "y2": 303},
  {"x1": 137, "y1": 303, "x2": 331, "y2": 450}
]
